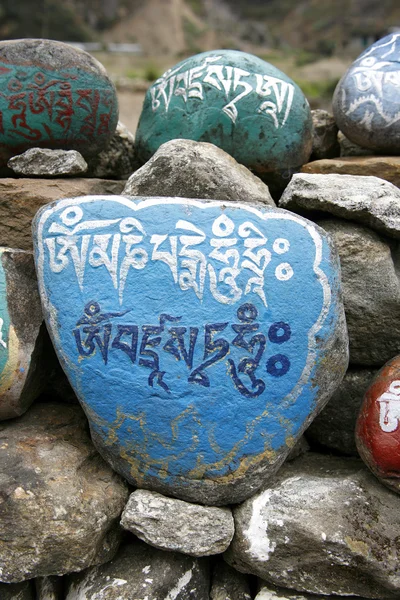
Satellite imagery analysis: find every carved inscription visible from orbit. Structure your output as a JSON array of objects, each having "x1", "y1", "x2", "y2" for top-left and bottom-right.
[{"x1": 377, "y1": 380, "x2": 400, "y2": 433}]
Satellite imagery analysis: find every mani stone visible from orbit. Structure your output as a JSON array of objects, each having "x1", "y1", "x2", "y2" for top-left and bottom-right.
[
  {"x1": 333, "y1": 33, "x2": 400, "y2": 154},
  {"x1": 356, "y1": 355, "x2": 400, "y2": 494},
  {"x1": 210, "y1": 561, "x2": 252, "y2": 600},
  {"x1": 0, "y1": 177, "x2": 125, "y2": 251},
  {"x1": 135, "y1": 50, "x2": 313, "y2": 184},
  {"x1": 0, "y1": 248, "x2": 45, "y2": 420},
  {"x1": 33, "y1": 195, "x2": 348, "y2": 505},
  {"x1": 123, "y1": 139, "x2": 275, "y2": 206},
  {"x1": 306, "y1": 368, "x2": 377, "y2": 456},
  {"x1": 121, "y1": 489, "x2": 234, "y2": 556},
  {"x1": 315, "y1": 219, "x2": 400, "y2": 367},
  {"x1": 0, "y1": 39, "x2": 118, "y2": 166},
  {"x1": 225, "y1": 453, "x2": 400, "y2": 598},
  {"x1": 301, "y1": 156, "x2": 400, "y2": 189},
  {"x1": 0, "y1": 402, "x2": 128, "y2": 583},
  {"x1": 310, "y1": 109, "x2": 339, "y2": 160},
  {"x1": 280, "y1": 173, "x2": 400, "y2": 239},
  {"x1": 8, "y1": 148, "x2": 88, "y2": 177},
  {"x1": 65, "y1": 540, "x2": 210, "y2": 600}
]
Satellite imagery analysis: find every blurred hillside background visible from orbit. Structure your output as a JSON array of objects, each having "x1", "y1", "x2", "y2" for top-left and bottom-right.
[{"x1": 0, "y1": 0, "x2": 399, "y2": 132}]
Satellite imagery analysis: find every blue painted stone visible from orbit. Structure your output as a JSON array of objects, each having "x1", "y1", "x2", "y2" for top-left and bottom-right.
[
  {"x1": 135, "y1": 50, "x2": 313, "y2": 181},
  {"x1": 33, "y1": 196, "x2": 348, "y2": 504},
  {"x1": 333, "y1": 33, "x2": 400, "y2": 153},
  {"x1": 0, "y1": 39, "x2": 119, "y2": 166}
]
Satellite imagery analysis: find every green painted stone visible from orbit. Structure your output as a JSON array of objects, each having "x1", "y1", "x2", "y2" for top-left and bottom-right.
[
  {"x1": 0, "y1": 39, "x2": 119, "y2": 166},
  {"x1": 135, "y1": 50, "x2": 313, "y2": 181}
]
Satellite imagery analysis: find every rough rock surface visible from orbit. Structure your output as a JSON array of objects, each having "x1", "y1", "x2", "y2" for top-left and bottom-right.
[
  {"x1": 8, "y1": 149, "x2": 88, "y2": 177},
  {"x1": 226, "y1": 453, "x2": 400, "y2": 598},
  {"x1": 0, "y1": 402, "x2": 128, "y2": 583},
  {"x1": 316, "y1": 219, "x2": 400, "y2": 366},
  {"x1": 0, "y1": 249, "x2": 45, "y2": 420},
  {"x1": 356, "y1": 355, "x2": 400, "y2": 494},
  {"x1": 306, "y1": 368, "x2": 377, "y2": 455},
  {"x1": 338, "y1": 131, "x2": 374, "y2": 157},
  {"x1": 255, "y1": 583, "x2": 371, "y2": 599},
  {"x1": 310, "y1": 110, "x2": 339, "y2": 160},
  {"x1": 301, "y1": 156, "x2": 400, "y2": 189},
  {"x1": 121, "y1": 489, "x2": 234, "y2": 557},
  {"x1": 0, "y1": 178, "x2": 125, "y2": 251},
  {"x1": 280, "y1": 173, "x2": 400, "y2": 239},
  {"x1": 86, "y1": 121, "x2": 139, "y2": 179},
  {"x1": 210, "y1": 561, "x2": 252, "y2": 600},
  {"x1": 35, "y1": 576, "x2": 63, "y2": 600},
  {"x1": 65, "y1": 540, "x2": 210, "y2": 600},
  {"x1": 0, "y1": 581, "x2": 35, "y2": 599},
  {"x1": 123, "y1": 139, "x2": 275, "y2": 206}
]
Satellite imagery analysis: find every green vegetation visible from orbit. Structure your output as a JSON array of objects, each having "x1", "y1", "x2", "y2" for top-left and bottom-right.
[{"x1": 295, "y1": 78, "x2": 339, "y2": 100}]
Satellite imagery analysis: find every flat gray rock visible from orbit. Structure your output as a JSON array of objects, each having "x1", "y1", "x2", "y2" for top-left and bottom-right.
[
  {"x1": 0, "y1": 402, "x2": 128, "y2": 583},
  {"x1": 226, "y1": 453, "x2": 400, "y2": 598},
  {"x1": 65, "y1": 540, "x2": 210, "y2": 600},
  {"x1": 123, "y1": 139, "x2": 275, "y2": 206},
  {"x1": 310, "y1": 110, "x2": 339, "y2": 160},
  {"x1": 211, "y1": 561, "x2": 252, "y2": 600},
  {"x1": 8, "y1": 148, "x2": 88, "y2": 177},
  {"x1": 317, "y1": 219, "x2": 400, "y2": 366},
  {"x1": 121, "y1": 489, "x2": 234, "y2": 557},
  {"x1": 306, "y1": 368, "x2": 377, "y2": 455},
  {"x1": 280, "y1": 173, "x2": 400, "y2": 239}
]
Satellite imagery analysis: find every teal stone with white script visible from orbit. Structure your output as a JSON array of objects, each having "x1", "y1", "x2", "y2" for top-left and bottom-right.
[
  {"x1": 135, "y1": 50, "x2": 313, "y2": 183},
  {"x1": 33, "y1": 196, "x2": 348, "y2": 504}
]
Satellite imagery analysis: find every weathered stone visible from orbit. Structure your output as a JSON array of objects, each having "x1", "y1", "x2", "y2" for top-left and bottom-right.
[
  {"x1": 123, "y1": 139, "x2": 275, "y2": 206},
  {"x1": 286, "y1": 435, "x2": 309, "y2": 461},
  {"x1": 255, "y1": 583, "x2": 371, "y2": 599},
  {"x1": 35, "y1": 576, "x2": 63, "y2": 600},
  {"x1": 316, "y1": 218, "x2": 400, "y2": 366},
  {"x1": 86, "y1": 121, "x2": 139, "y2": 179},
  {"x1": 65, "y1": 540, "x2": 210, "y2": 600},
  {"x1": 0, "y1": 402, "x2": 128, "y2": 583},
  {"x1": 135, "y1": 50, "x2": 313, "y2": 183},
  {"x1": 301, "y1": 156, "x2": 400, "y2": 188},
  {"x1": 0, "y1": 39, "x2": 118, "y2": 165},
  {"x1": 306, "y1": 368, "x2": 377, "y2": 455},
  {"x1": 338, "y1": 131, "x2": 374, "y2": 157},
  {"x1": 34, "y1": 195, "x2": 348, "y2": 505},
  {"x1": 121, "y1": 489, "x2": 234, "y2": 556},
  {"x1": 310, "y1": 109, "x2": 339, "y2": 160},
  {"x1": 356, "y1": 355, "x2": 400, "y2": 494},
  {"x1": 333, "y1": 33, "x2": 400, "y2": 154},
  {"x1": 210, "y1": 560, "x2": 252, "y2": 600},
  {"x1": 8, "y1": 149, "x2": 88, "y2": 177},
  {"x1": 0, "y1": 581, "x2": 35, "y2": 599},
  {"x1": 0, "y1": 178, "x2": 125, "y2": 251},
  {"x1": 0, "y1": 248, "x2": 45, "y2": 420},
  {"x1": 280, "y1": 173, "x2": 400, "y2": 239},
  {"x1": 226, "y1": 453, "x2": 400, "y2": 598}
]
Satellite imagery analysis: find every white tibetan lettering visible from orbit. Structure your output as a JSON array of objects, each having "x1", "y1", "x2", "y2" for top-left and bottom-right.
[{"x1": 378, "y1": 380, "x2": 400, "y2": 433}]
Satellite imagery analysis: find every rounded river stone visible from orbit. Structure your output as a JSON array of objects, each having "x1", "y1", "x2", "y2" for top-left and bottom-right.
[
  {"x1": 333, "y1": 33, "x2": 400, "y2": 154},
  {"x1": 0, "y1": 39, "x2": 118, "y2": 165},
  {"x1": 356, "y1": 355, "x2": 400, "y2": 493},
  {"x1": 33, "y1": 195, "x2": 348, "y2": 505},
  {"x1": 135, "y1": 50, "x2": 313, "y2": 179}
]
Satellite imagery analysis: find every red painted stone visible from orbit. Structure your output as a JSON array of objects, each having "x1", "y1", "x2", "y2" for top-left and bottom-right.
[{"x1": 356, "y1": 355, "x2": 400, "y2": 491}]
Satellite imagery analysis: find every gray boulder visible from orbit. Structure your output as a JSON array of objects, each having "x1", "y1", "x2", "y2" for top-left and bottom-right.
[
  {"x1": 0, "y1": 581, "x2": 34, "y2": 599},
  {"x1": 0, "y1": 248, "x2": 45, "y2": 420},
  {"x1": 8, "y1": 149, "x2": 88, "y2": 177},
  {"x1": 35, "y1": 576, "x2": 63, "y2": 600},
  {"x1": 338, "y1": 131, "x2": 374, "y2": 157},
  {"x1": 121, "y1": 489, "x2": 234, "y2": 557},
  {"x1": 226, "y1": 453, "x2": 400, "y2": 598},
  {"x1": 0, "y1": 402, "x2": 128, "y2": 582},
  {"x1": 123, "y1": 139, "x2": 275, "y2": 206},
  {"x1": 255, "y1": 582, "x2": 370, "y2": 599},
  {"x1": 211, "y1": 561, "x2": 252, "y2": 600},
  {"x1": 306, "y1": 368, "x2": 377, "y2": 455},
  {"x1": 317, "y1": 219, "x2": 400, "y2": 366},
  {"x1": 310, "y1": 110, "x2": 339, "y2": 160},
  {"x1": 280, "y1": 173, "x2": 400, "y2": 239},
  {"x1": 65, "y1": 540, "x2": 210, "y2": 600},
  {"x1": 86, "y1": 121, "x2": 139, "y2": 179}
]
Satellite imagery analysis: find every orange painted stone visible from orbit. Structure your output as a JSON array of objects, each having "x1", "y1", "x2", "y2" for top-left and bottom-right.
[{"x1": 356, "y1": 355, "x2": 400, "y2": 491}]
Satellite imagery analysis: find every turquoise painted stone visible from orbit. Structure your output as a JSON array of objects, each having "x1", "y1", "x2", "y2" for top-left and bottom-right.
[
  {"x1": 135, "y1": 50, "x2": 313, "y2": 180},
  {"x1": 33, "y1": 196, "x2": 348, "y2": 504},
  {"x1": 0, "y1": 39, "x2": 119, "y2": 166},
  {"x1": 333, "y1": 33, "x2": 400, "y2": 153}
]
